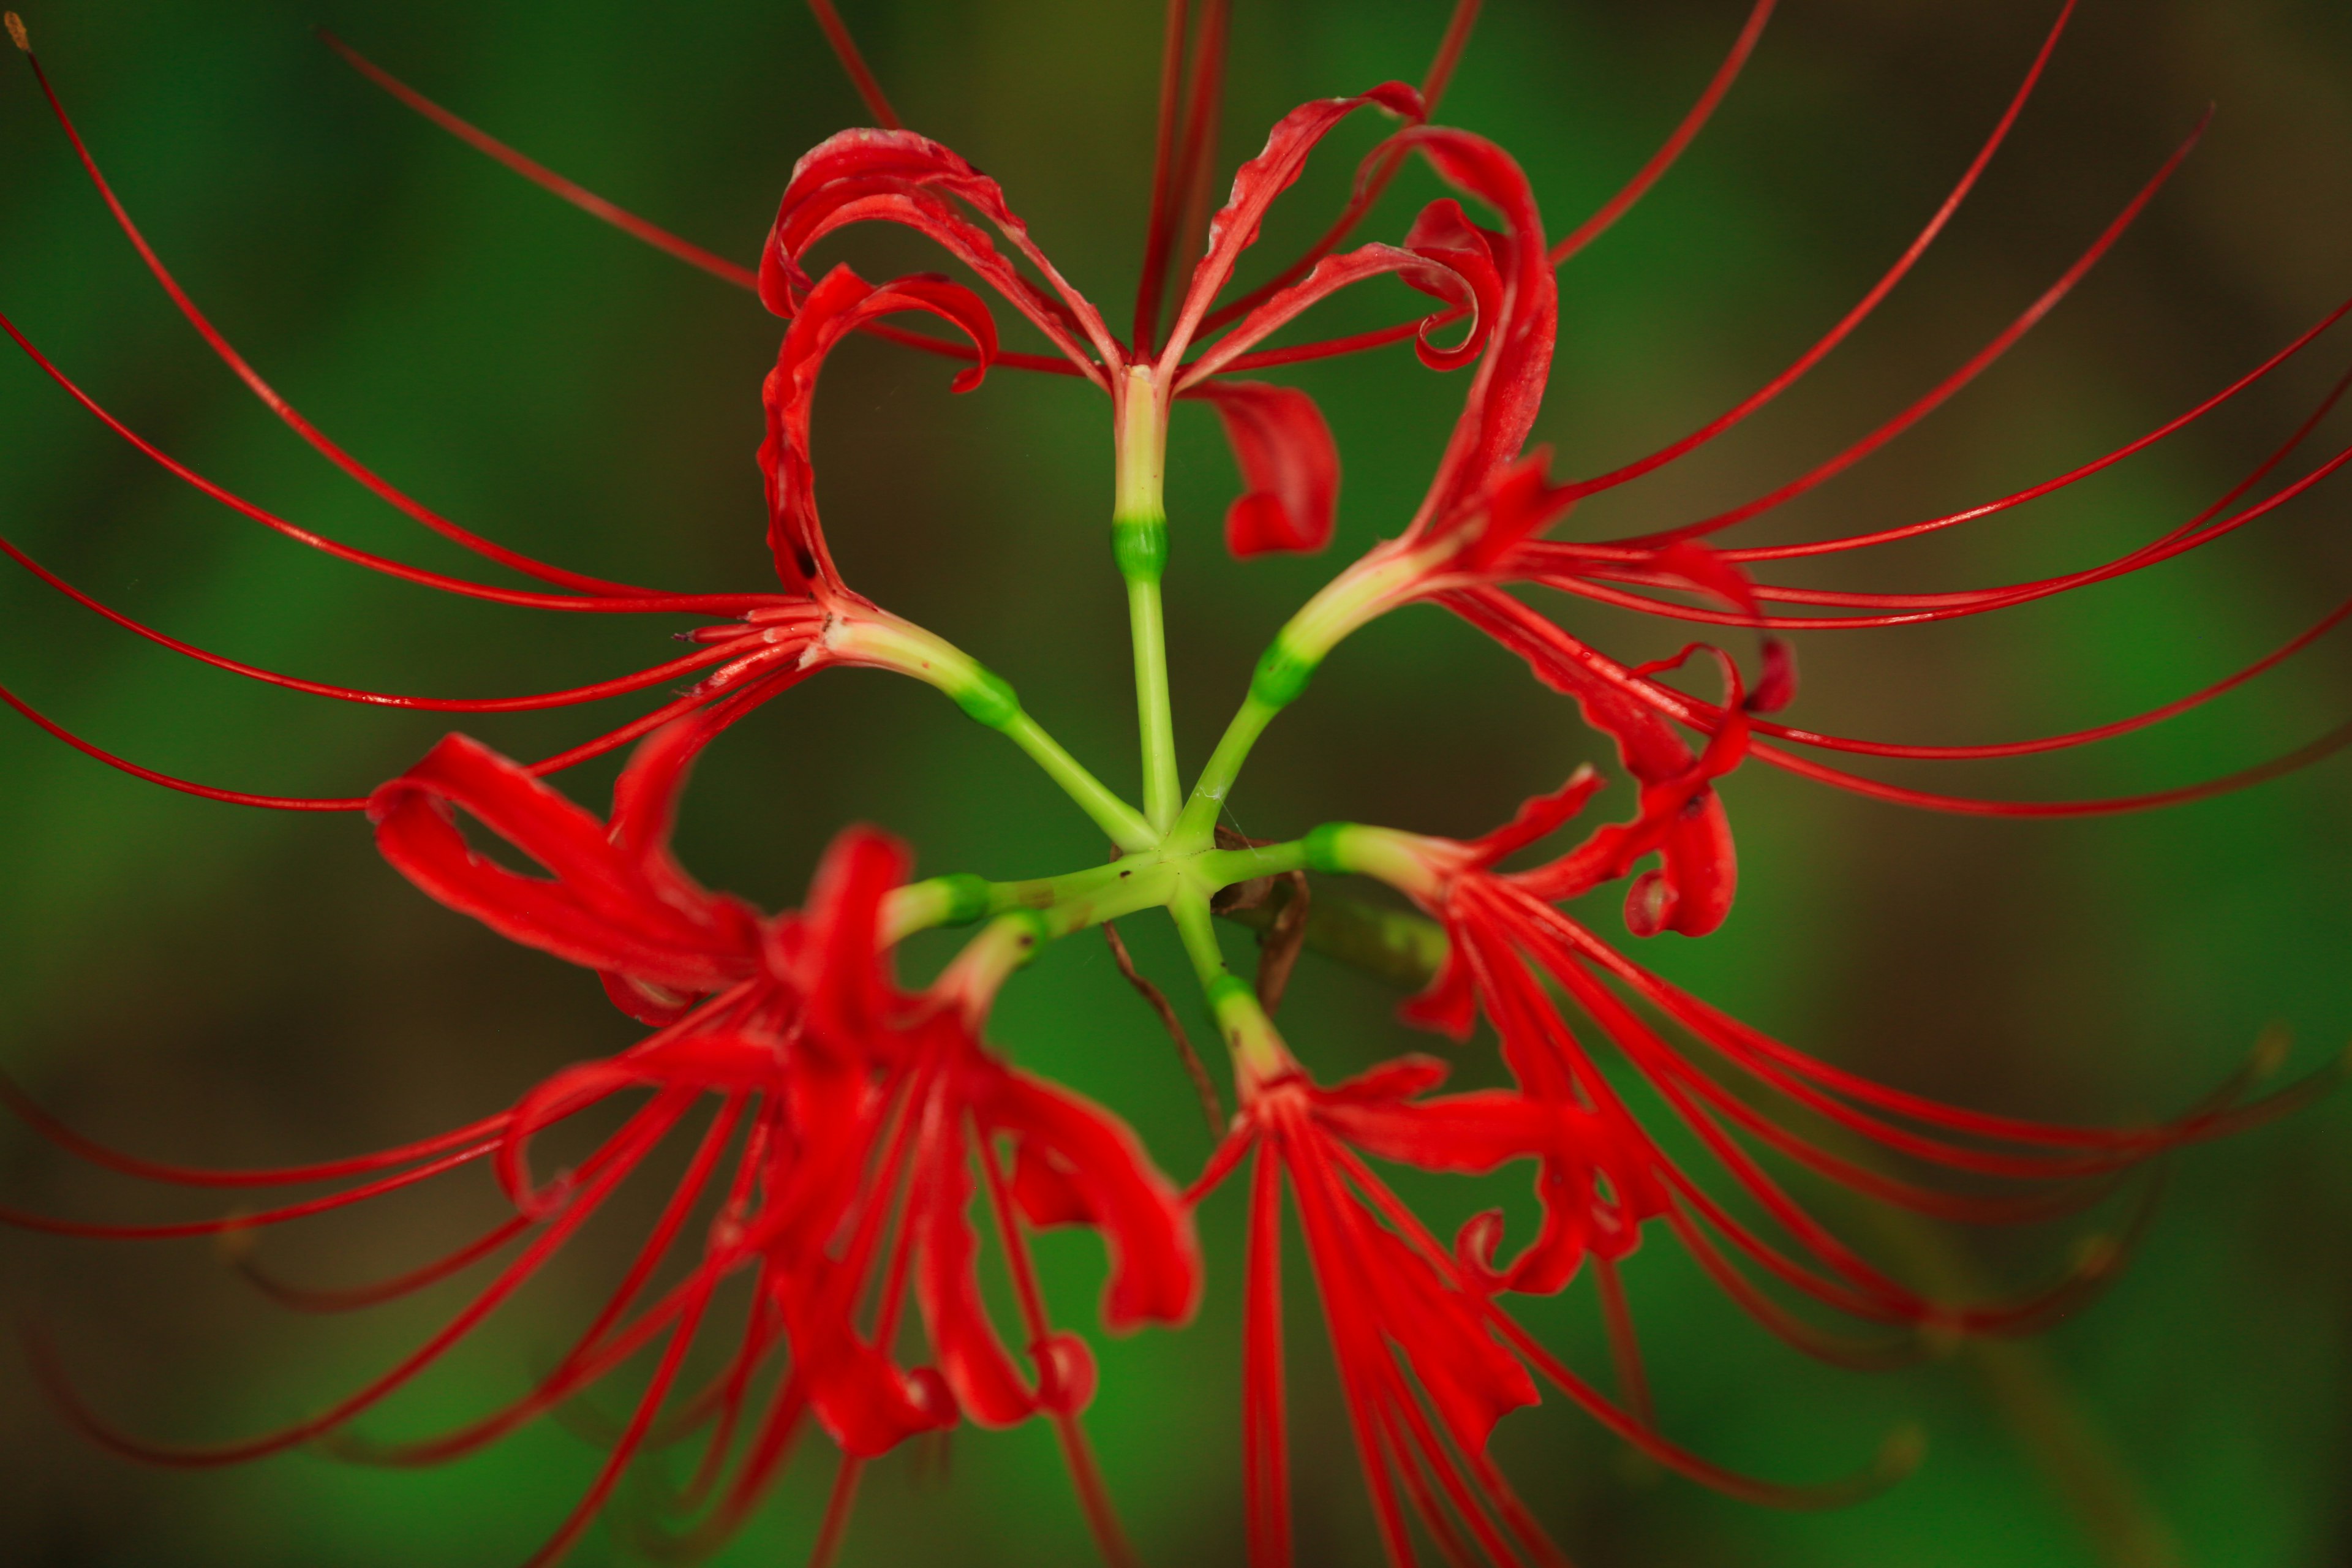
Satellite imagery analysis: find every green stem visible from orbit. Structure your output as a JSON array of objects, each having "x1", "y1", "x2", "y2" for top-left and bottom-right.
[
  {"x1": 1169, "y1": 886, "x2": 1288, "y2": 1080},
  {"x1": 1170, "y1": 692, "x2": 1280, "y2": 850},
  {"x1": 1114, "y1": 366, "x2": 1180, "y2": 836},
  {"x1": 1000, "y1": 710, "x2": 1156, "y2": 852},
  {"x1": 825, "y1": 608, "x2": 1154, "y2": 851},
  {"x1": 1127, "y1": 573, "x2": 1180, "y2": 834}
]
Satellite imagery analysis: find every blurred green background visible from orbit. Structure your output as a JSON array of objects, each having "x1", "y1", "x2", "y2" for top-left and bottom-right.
[{"x1": 2, "y1": 1, "x2": 2348, "y2": 1563}]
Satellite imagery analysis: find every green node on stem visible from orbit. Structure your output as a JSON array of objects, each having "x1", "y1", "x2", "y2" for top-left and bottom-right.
[{"x1": 1113, "y1": 516, "x2": 1168, "y2": 582}]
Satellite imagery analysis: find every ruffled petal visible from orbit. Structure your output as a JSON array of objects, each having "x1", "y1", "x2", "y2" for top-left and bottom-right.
[
  {"x1": 980, "y1": 1068, "x2": 1202, "y2": 1332},
  {"x1": 1193, "y1": 380, "x2": 1341, "y2": 557},
  {"x1": 369, "y1": 728, "x2": 763, "y2": 995},
  {"x1": 761, "y1": 265, "x2": 999, "y2": 595},
  {"x1": 763, "y1": 128, "x2": 1116, "y2": 379},
  {"x1": 1160, "y1": 83, "x2": 1427, "y2": 360}
]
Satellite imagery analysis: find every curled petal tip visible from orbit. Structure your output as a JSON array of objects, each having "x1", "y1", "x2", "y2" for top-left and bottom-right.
[{"x1": 1032, "y1": 1332, "x2": 1098, "y2": 1416}]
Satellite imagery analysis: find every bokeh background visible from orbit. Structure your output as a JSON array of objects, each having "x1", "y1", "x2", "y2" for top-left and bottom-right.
[{"x1": 2, "y1": 1, "x2": 2348, "y2": 1563}]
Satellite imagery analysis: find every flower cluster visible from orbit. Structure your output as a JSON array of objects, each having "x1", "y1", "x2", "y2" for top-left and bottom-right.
[{"x1": 2, "y1": 2, "x2": 2345, "y2": 1564}]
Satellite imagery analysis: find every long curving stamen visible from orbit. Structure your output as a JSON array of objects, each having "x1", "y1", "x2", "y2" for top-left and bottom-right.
[
  {"x1": 24, "y1": 1092, "x2": 692, "y2": 1468},
  {"x1": 1240, "y1": 1143, "x2": 1290, "y2": 1568},
  {"x1": 2, "y1": 529, "x2": 740, "y2": 711},
  {"x1": 0, "y1": 656, "x2": 796, "y2": 815},
  {"x1": 1657, "y1": 589, "x2": 2352, "y2": 765},
  {"x1": 320, "y1": 30, "x2": 758, "y2": 288},
  {"x1": 1608, "y1": 110, "x2": 2210, "y2": 549},
  {"x1": 237, "y1": 1214, "x2": 531, "y2": 1313},
  {"x1": 1199, "y1": 309, "x2": 1463, "y2": 375},
  {"x1": 804, "y1": 0, "x2": 902, "y2": 130},
  {"x1": 1167, "y1": 0, "x2": 1234, "y2": 332},
  {"x1": 325, "y1": 31, "x2": 1084, "y2": 382},
  {"x1": 0, "y1": 1138, "x2": 500, "y2": 1238},
  {"x1": 20, "y1": 40, "x2": 667, "y2": 598},
  {"x1": 0, "y1": 307, "x2": 764, "y2": 616},
  {"x1": 1452, "y1": 587, "x2": 2352, "y2": 819},
  {"x1": 1547, "y1": 0, "x2": 1776, "y2": 266},
  {"x1": 1560, "y1": 1, "x2": 2078, "y2": 503},
  {"x1": 337, "y1": 1098, "x2": 746, "y2": 1469},
  {"x1": 1133, "y1": 0, "x2": 1197, "y2": 353},
  {"x1": 978, "y1": 1132, "x2": 1142, "y2": 1568},
  {"x1": 0, "y1": 1068, "x2": 512, "y2": 1188}
]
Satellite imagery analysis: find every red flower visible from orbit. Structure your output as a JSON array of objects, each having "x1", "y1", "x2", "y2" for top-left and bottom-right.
[
  {"x1": 6, "y1": 712, "x2": 1200, "y2": 1566},
  {"x1": 1193, "y1": 1042, "x2": 1939, "y2": 1568},
  {"x1": 5, "y1": 2, "x2": 2350, "y2": 1564},
  {"x1": 1311, "y1": 757, "x2": 2337, "y2": 1370}
]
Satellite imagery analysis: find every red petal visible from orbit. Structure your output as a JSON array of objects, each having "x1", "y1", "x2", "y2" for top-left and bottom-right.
[
  {"x1": 1385, "y1": 131, "x2": 1557, "y2": 538},
  {"x1": 369, "y1": 731, "x2": 763, "y2": 995},
  {"x1": 914, "y1": 1112, "x2": 1038, "y2": 1430},
  {"x1": 1010, "y1": 1137, "x2": 1102, "y2": 1228},
  {"x1": 1159, "y1": 83, "x2": 1427, "y2": 360},
  {"x1": 796, "y1": 826, "x2": 914, "y2": 1054},
  {"x1": 981, "y1": 1070, "x2": 1202, "y2": 1332},
  {"x1": 788, "y1": 1287, "x2": 956, "y2": 1457},
  {"x1": 1460, "y1": 761, "x2": 1604, "y2": 868},
  {"x1": 1193, "y1": 380, "x2": 1340, "y2": 557},
  {"x1": 1178, "y1": 237, "x2": 1493, "y2": 386},
  {"x1": 763, "y1": 129, "x2": 1115, "y2": 378},
  {"x1": 762, "y1": 265, "x2": 1000, "y2": 595}
]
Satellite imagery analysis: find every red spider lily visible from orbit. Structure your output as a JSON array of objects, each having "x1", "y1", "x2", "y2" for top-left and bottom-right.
[
  {"x1": 4, "y1": 1, "x2": 2350, "y2": 1564},
  {"x1": 1179, "y1": 742, "x2": 2338, "y2": 1566},
  {"x1": 3, "y1": 0, "x2": 2345, "y2": 820},
  {"x1": 6, "y1": 712, "x2": 1199, "y2": 1567},
  {"x1": 1311, "y1": 747, "x2": 2337, "y2": 1355},
  {"x1": 1189, "y1": 1049, "x2": 1916, "y2": 1568}
]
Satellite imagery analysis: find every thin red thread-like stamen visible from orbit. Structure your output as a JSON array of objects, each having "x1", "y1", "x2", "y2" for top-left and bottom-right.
[
  {"x1": 1134, "y1": 0, "x2": 1197, "y2": 354},
  {"x1": 1672, "y1": 590, "x2": 2351, "y2": 765},
  {"x1": 1752, "y1": 722, "x2": 2352, "y2": 818},
  {"x1": 1327, "y1": 1133, "x2": 1906, "y2": 1503},
  {"x1": 0, "y1": 660, "x2": 793, "y2": 815},
  {"x1": 0, "y1": 309, "x2": 763, "y2": 616},
  {"x1": 1613, "y1": 111, "x2": 2207, "y2": 548},
  {"x1": 521, "y1": 1275, "x2": 722, "y2": 1568},
  {"x1": 1240, "y1": 1142, "x2": 1291, "y2": 1568},
  {"x1": 976, "y1": 1135, "x2": 1142, "y2": 1568},
  {"x1": 0, "y1": 1139, "x2": 499, "y2": 1238},
  {"x1": 22, "y1": 45, "x2": 665, "y2": 598},
  {"x1": 1567, "y1": 307, "x2": 2350, "y2": 601},
  {"x1": 324, "y1": 33, "x2": 1085, "y2": 382},
  {"x1": 1659, "y1": 1207, "x2": 1925, "y2": 1369},
  {"x1": 2, "y1": 531, "x2": 737, "y2": 710},
  {"x1": 28, "y1": 1095, "x2": 691, "y2": 1467},
  {"x1": 1453, "y1": 587, "x2": 2352, "y2": 819},
  {"x1": 239, "y1": 1215, "x2": 530, "y2": 1313},
  {"x1": 810, "y1": 1460, "x2": 867, "y2": 1568},
  {"x1": 1562, "y1": 1, "x2": 2076, "y2": 502},
  {"x1": 0, "y1": 1069, "x2": 512, "y2": 1188},
  {"x1": 1548, "y1": 0, "x2": 1775, "y2": 266},
  {"x1": 1593, "y1": 1256, "x2": 1653, "y2": 1429},
  {"x1": 1196, "y1": 310, "x2": 1463, "y2": 376},
  {"x1": 804, "y1": 0, "x2": 903, "y2": 130},
  {"x1": 1169, "y1": 0, "x2": 1234, "y2": 317},
  {"x1": 320, "y1": 31, "x2": 760, "y2": 288},
  {"x1": 1690, "y1": 298, "x2": 2352, "y2": 564},
  {"x1": 1281, "y1": 1134, "x2": 1415, "y2": 1567}
]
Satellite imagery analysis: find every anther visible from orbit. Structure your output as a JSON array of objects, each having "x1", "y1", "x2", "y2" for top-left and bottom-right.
[{"x1": 5, "y1": 13, "x2": 28, "y2": 52}]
